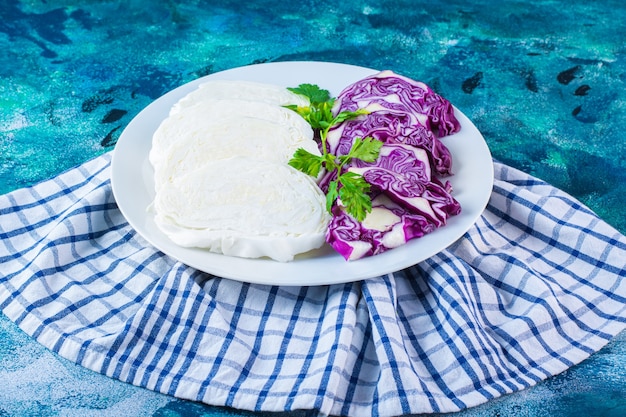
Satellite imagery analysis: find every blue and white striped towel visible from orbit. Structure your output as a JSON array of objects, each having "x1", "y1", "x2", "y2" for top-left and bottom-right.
[{"x1": 1, "y1": 153, "x2": 625, "y2": 417}]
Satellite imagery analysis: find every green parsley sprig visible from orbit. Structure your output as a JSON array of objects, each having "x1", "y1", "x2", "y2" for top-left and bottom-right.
[{"x1": 285, "y1": 84, "x2": 383, "y2": 222}]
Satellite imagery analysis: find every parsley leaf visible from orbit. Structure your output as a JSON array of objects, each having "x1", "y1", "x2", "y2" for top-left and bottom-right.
[
  {"x1": 288, "y1": 148, "x2": 324, "y2": 177},
  {"x1": 337, "y1": 172, "x2": 373, "y2": 222},
  {"x1": 346, "y1": 136, "x2": 383, "y2": 163},
  {"x1": 287, "y1": 84, "x2": 331, "y2": 105},
  {"x1": 326, "y1": 180, "x2": 339, "y2": 213}
]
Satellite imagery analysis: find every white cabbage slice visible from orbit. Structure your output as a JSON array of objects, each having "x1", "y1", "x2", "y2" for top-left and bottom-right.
[
  {"x1": 170, "y1": 79, "x2": 309, "y2": 115},
  {"x1": 153, "y1": 116, "x2": 319, "y2": 191},
  {"x1": 153, "y1": 156, "x2": 331, "y2": 262},
  {"x1": 149, "y1": 98, "x2": 314, "y2": 170}
]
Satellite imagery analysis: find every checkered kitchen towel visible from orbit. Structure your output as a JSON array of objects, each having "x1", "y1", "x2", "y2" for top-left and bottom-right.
[{"x1": 1, "y1": 152, "x2": 625, "y2": 417}]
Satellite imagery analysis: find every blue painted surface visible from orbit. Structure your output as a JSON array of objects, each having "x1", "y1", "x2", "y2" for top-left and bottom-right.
[{"x1": 1, "y1": 0, "x2": 625, "y2": 415}]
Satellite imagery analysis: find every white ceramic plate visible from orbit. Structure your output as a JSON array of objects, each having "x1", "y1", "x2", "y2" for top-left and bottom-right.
[{"x1": 111, "y1": 61, "x2": 493, "y2": 286}]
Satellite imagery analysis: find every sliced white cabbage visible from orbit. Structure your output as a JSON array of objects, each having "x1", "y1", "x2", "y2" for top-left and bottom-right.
[
  {"x1": 150, "y1": 80, "x2": 328, "y2": 262},
  {"x1": 149, "y1": 99, "x2": 314, "y2": 170},
  {"x1": 154, "y1": 156, "x2": 331, "y2": 262},
  {"x1": 153, "y1": 116, "x2": 320, "y2": 191},
  {"x1": 170, "y1": 79, "x2": 309, "y2": 115}
]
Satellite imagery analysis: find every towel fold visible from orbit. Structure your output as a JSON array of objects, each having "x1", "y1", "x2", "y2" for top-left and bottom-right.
[{"x1": 1, "y1": 153, "x2": 624, "y2": 417}]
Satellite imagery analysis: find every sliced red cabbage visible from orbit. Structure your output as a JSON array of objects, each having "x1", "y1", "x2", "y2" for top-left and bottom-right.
[
  {"x1": 319, "y1": 71, "x2": 463, "y2": 261},
  {"x1": 327, "y1": 193, "x2": 444, "y2": 261},
  {"x1": 350, "y1": 144, "x2": 460, "y2": 223},
  {"x1": 332, "y1": 70, "x2": 461, "y2": 138},
  {"x1": 326, "y1": 143, "x2": 461, "y2": 261},
  {"x1": 326, "y1": 111, "x2": 454, "y2": 175},
  {"x1": 326, "y1": 70, "x2": 459, "y2": 176}
]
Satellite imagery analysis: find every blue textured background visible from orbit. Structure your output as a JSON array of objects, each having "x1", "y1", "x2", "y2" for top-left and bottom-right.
[{"x1": 1, "y1": 0, "x2": 625, "y2": 415}]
